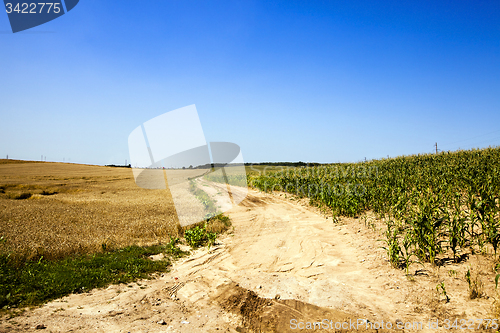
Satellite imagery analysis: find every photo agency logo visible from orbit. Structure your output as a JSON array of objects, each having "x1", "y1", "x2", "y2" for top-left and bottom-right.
[
  {"x1": 3, "y1": 0, "x2": 79, "y2": 33},
  {"x1": 128, "y1": 105, "x2": 248, "y2": 227}
]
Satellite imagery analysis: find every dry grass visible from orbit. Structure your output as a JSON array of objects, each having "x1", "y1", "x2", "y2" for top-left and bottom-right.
[
  {"x1": 0, "y1": 160, "x2": 183, "y2": 262},
  {"x1": 492, "y1": 295, "x2": 500, "y2": 319},
  {"x1": 465, "y1": 268, "x2": 484, "y2": 300}
]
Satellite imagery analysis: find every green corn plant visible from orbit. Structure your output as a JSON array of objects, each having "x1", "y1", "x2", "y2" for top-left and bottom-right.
[
  {"x1": 446, "y1": 193, "x2": 467, "y2": 262},
  {"x1": 380, "y1": 220, "x2": 401, "y2": 268},
  {"x1": 399, "y1": 230, "x2": 422, "y2": 276},
  {"x1": 436, "y1": 282, "x2": 450, "y2": 303},
  {"x1": 485, "y1": 214, "x2": 500, "y2": 258},
  {"x1": 465, "y1": 188, "x2": 481, "y2": 248},
  {"x1": 479, "y1": 186, "x2": 500, "y2": 258}
]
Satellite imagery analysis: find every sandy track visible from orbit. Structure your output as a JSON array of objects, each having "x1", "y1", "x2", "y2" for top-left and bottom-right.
[{"x1": 1, "y1": 189, "x2": 453, "y2": 332}]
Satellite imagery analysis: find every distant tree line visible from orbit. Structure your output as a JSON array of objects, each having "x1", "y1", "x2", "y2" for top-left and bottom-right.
[
  {"x1": 244, "y1": 162, "x2": 326, "y2": 167},
  {"x1": 105, "y1": 164, "x2": 132, "y2": 168},
  {"x1": 113, "y1": 162, "x2": 331, "y2": 170}
]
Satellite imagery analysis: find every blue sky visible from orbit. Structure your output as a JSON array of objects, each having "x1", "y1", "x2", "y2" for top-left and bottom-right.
[{"x1": 1, "y1": 0, "x2": 500, "y2": 164}]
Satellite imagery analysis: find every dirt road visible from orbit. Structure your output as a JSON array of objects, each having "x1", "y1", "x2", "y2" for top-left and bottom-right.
[{"x1": 0, "y1": 189, "x2": 489, "y2": 332}]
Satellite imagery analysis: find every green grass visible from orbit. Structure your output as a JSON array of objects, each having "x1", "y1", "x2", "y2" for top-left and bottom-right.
[{"x1": 0, "y1": 241, "x2": 188, "y2": 309}]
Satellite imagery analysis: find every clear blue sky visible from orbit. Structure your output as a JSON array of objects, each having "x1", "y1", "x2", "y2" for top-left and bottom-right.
[{"x1": 1, "y1": 0, "x2": 500, "y2": 164}]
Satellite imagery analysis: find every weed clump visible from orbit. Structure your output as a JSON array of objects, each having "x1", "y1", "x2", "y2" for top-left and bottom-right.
[
  {"x1": 184, "y1": 224, "x2": 217, "y2": 248},
  {"x1": 184, "y1": 214, "x2": 231, "y2": 248},
  {"x1": 465, "y1": 268, "x2": 484, "y2": 299}
]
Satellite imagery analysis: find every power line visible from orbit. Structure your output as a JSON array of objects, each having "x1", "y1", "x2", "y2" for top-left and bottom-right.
[
  {"x1": 460, "y1": 135, "x2": 500, "y2": 148},
  {"x1": 441, "y1": 129, "x2": 500, "y2": 147},
  {"x1": 441, "y1": 135, "x2": 500, "y2": 151}
]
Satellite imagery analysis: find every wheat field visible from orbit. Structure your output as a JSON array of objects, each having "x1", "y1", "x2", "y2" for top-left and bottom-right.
[{"x1": 0, "y1": 160, "x2": 185, "y2": 262}]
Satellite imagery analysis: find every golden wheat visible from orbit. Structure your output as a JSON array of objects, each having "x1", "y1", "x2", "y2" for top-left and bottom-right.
[{"x1": 0, "y1": 160, "x2": 181, "y2": 261}]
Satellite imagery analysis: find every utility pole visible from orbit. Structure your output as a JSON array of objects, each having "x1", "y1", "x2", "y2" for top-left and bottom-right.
[{"x1": 435, "y1": 142, "x2": 438, "y2": 154}]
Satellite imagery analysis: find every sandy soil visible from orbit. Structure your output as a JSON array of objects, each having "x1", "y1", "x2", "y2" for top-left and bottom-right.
[{"x1": 1, "y1": 188, "x2": 498, "y2": 332}]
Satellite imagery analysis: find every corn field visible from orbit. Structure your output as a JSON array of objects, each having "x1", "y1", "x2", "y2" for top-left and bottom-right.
[{"x1": 250, "y1": 147, "x2": 500, "y2": 267}]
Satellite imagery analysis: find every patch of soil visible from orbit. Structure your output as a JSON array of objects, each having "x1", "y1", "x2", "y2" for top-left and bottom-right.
[{"x1": 216, "y1": 283, "x2": 376, "y2": 333}]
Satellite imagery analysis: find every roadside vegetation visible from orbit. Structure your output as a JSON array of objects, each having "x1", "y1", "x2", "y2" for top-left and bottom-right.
[
  {"x1": 189, "y1": 179, "x2": 219, "y2": 218},
  {"x1": 186, "y1": 179, "x2": 232, "y2": 248}
]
